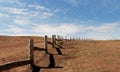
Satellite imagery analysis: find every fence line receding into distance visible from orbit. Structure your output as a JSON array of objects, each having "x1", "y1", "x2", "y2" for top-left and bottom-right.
[{"x1": 0, "y1": 35, "x2": 64, "y2": 71}]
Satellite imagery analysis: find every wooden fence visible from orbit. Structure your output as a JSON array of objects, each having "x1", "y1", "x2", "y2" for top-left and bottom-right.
[
  {"x1": 0, "y1": 35, "x2": 64, "y2": 71},
  {"x1": 0, "y1": 39, "x2": 34, "y2": 71}
]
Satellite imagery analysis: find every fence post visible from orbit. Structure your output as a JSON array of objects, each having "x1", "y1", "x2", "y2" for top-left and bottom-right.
[
  {"x1": 29, "y1": 39, "x2": 34, "y2": 70},
  {"x1": 54, "y1": 35, "x2": 56, "y2": 45},
  {"x1": 52, "y1": 35, "x2": 54, "y2": 48},
  {"x1": 52, "y1": 35, "x2": 55, "y2": 48},
  {"x1": 45, "y1": 35, "x2": 48, "y2": 54},
  {"x1": 60, "y1": 36, "x2": 63, "y2": 46},
  {"x1": 57, "y1": 35, "x2": 60, "y2": 44}
]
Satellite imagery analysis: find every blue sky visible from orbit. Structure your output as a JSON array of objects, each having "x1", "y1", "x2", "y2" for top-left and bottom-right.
[{"x1": 0, "y1": 0, "x2": 120, "y2": 40}]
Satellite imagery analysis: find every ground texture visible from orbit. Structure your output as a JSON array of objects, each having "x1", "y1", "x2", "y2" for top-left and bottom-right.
[{"x1": 0, "y1": 36, "x2": 120, "y2": 72}]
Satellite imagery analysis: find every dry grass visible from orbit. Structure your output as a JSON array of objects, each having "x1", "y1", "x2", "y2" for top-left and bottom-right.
[{"x1": 0, "y1": 36, "x2": 120, "y2": 72}]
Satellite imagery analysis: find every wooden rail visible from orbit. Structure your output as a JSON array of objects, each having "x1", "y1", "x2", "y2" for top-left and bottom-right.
[
  {"x1": 0, "y1": 39, "x2": 34, "y2": 71},
  {"x1": 0, "y1": 35, "x2": 64, "y2": 71}
]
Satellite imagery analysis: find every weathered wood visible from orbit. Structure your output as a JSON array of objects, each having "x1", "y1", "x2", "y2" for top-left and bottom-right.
[
  {"x1": 44, "y1": 35, "x2": 48, "y2": 54},
  {"x1": 54, "y1": 35, "x2": 56, "y2": 45},
  {"x1": 0, "y1": 59, "x2": 30, "y2": 71},
  {"x1": 52, "y1": 35, "x2": 56, "y2": 48},
  {"x1": 57, "y1": 35, "x2": 60, "y2": 44},
  {"x1": 29, "y1": 39, "x2": 34, "y2": 70},
  {"x1": 52, "y1": 35, "x2": 54, "y2": 47},
  {"x1": 0, "y1": 39, "x2": 34, "y2": 71}
]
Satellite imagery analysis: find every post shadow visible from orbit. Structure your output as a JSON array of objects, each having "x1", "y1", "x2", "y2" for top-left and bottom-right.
[
  {"x1": 57, "y1": 44, "x2": 63, "y2": 49},
  {"x1": 55, "y1": 47, "x2": 63, "y2": 55},
  {"x1": 30, "y1": 54, "x2": 56, "y2": 72},
  {"x1": 0, "y1": 54, "x2": 63, "y2": 72},
  {"x1": 32, "y1": 54, "x2": 63, "y2": 72},
  {"x1": 49, "y1": 54, "x2": 55, "y2": 68},
  {"x1": 0, "y1": 60, "x2": 31, "y2": 71},
  {"x1": 32, "y1": 65, "x2": 41, "y2": 72}
]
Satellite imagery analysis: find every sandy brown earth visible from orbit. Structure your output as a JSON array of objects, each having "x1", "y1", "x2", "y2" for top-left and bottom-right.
[{"x1": 0, "y1": 36, "x2": 120, "y2": 72}]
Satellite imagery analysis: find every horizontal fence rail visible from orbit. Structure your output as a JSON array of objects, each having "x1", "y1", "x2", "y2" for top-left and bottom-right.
[
  {"x1": 0, "y1": 35, "x2": 64, "y2": 71},
  {"x1": 0, "y1": 39, "x2": 34, "y2": 71}
]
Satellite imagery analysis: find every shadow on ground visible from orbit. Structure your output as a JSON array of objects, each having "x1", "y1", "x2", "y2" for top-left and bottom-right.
[{"x1": 32, "y1": 54, "x2": 63, "y2": 72}]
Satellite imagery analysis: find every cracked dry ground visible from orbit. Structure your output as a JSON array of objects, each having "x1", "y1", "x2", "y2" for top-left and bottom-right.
[{"x1": 1, "y1": 36, "x2": 120, "y2": 72}]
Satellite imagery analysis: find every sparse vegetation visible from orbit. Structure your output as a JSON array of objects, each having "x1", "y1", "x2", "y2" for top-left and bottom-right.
[{"x1": 0, "y1": 36, "x2": 120, "y2": 72}]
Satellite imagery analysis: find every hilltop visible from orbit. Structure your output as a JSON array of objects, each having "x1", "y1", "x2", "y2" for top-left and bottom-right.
[{"x1": 0, "y1": 36, "x2": 120, "y2": 72}]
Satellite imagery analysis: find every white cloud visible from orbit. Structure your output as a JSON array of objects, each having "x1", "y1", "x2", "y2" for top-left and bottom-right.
[
  {"x1": 0, "y1": 0, "x2": 23, "y2": 6},
  {"x1": 87, "y1": 23, "x2": 118, "y2": 32},
  {"x1": 58, "y1": 24, "x2": 81, "y2": 33},
  {"x1": 13, "y1": 18, "x2": 30, "y2": 25},
  {"x1": 30, "y1": 22, "x2": 118, "y2": 40},
  {"x1": 32, "y1": 8, "x2": 59, "y2": 18},
  {"x1": 28, "y1": 4, "x2": 47, "y2": 10},
  {"x1": 7, "y1": 25, "x2": 25, "y2": 33},
  {"x1": 0, "y1": 4, "x2": 59, "y2": 19},
  {"x1": 0, "y1": 0, "x2": 119, "y2": 40},
  {"x1": 0, "y1": 22, "x2": 119, "y2": 40},
  {"x1": 32, "y1": 24, "x2": 81, "y2": 36},
  {"x1": 0, "y1": 13, "x2": 9, "y2": 18},
  {"x1": 0, "y1": 6, "x2": 28, "y2": 15},
  {"x1": 42, "y1": 12, "x2": 54, "y2": 17},
  {"x1": 11, "y1": 8, "x2": 28, "y2": 15}
]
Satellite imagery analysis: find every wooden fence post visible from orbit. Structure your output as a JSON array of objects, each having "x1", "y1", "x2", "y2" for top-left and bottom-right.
[
  {"x1": 29, "y1": 39, "x2": 34, "y2": 70},
  {"x1": 54, "y1": 35, "x2": 56, "y2": 45},
  {"x1": 59, "y1": 36, "x2": 63, "y2": 46},
  {"x1": 45, "y1": 35, "x2": 48, "y2": 54},
  {"x1": 52, "y1": 35, "x2": 56, "y2": 47},
  {"x1": 52, "y1": 35, "x2": 54, "y2": 47},
  {"x1": 57, "y1": 35, "x2": 60, "y2": 44}
]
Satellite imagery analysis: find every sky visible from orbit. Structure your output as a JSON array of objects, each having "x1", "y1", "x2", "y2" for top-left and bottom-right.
[{"x1": 0, "y1": 0, "x2": 120, "y2": 40}]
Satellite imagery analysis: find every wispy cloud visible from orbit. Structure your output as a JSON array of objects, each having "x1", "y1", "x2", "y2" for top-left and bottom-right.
[
  {"x1": 13, "y1": 18, "x2": 30, "y2": 25},
  {"x1": 0, "y1": 2, "x2": 59, "y2": 24},
  {"x1": 8, "y1": 25, "x2": 24, "y2": 33},
  {"x1": 11, "y1": 8, "x2": 28, "y2": 15},
  {"x1": 0, "y1": 0, "x2": 120, "y2": 40},
  {"x1": 32, "y1": 24, "x2": 80, "y2": 35},
  {"x1": 87, "y1": 23, "x2": 118, "y2": 32},
  {"x1": 0, "y1": 25, "x2": 26, "y2": 35},
  {"x1": 1, "y1": 22, "x2": 119, "y2": 40},
  {"x1": 0, "y1": 13, "x2": 9, "y2": 18},
  {"x1": 0, "y1": 6, "x2": 28, "y2": 15},
  {"x1": 0, "y1": 0, "x2": 23, "y2": 6},
  {"x1": 28, "y1": 4, "x2": 47, "y2": 10},
  {"x1": 41, "y1": 8, "x2": 59, "y2": 18}
]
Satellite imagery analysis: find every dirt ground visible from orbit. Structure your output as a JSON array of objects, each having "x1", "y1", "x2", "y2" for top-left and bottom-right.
[{"x1": 0, "y1": 36, "x2": 120, "y2": 72}]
